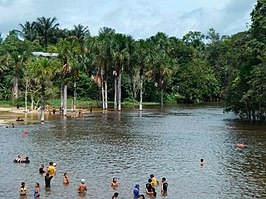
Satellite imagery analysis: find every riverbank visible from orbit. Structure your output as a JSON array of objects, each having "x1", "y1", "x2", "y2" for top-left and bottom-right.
[{"x1": 0, "y1": 107, "x2": 96, "y2": 126}]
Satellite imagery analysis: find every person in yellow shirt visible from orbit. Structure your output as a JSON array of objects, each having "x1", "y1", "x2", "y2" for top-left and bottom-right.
[
  {"x1": 48, "y1": 162, "x2": 56, "y2": 176},
  {"x1": 150, "y1": 174, "x2": 159, "y2": 188}
]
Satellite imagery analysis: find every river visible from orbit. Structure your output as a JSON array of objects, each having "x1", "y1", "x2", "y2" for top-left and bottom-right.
[{"x1": 0, "y1": 104, "x2": 265, "y2": 198}]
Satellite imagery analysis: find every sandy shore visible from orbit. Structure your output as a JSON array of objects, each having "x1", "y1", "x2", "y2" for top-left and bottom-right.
[{"x1": 0, "y1": 107, "x2": 105, "y2": 126}]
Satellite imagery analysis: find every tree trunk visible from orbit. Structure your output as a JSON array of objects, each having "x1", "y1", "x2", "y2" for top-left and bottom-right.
[
  {"x1": 13, "y1": 76, "x2": 19, "y2": 104},
  {"x1": 118, "y1": 70, "x2": 122, "y2": 111},
  {"x1": 60, "y1": 83, "x2": 64, "y2": 108},
  {"x1": 161, "y1": 88, "x2": 164, "y2": 107},
  {"x1": 30, "y1": 94, "x2": 34, "y2": 111},
  {"x1": 63, "y1": 83, "x2": 67, "y2": 116},
  {"x1": 139, "y1": 75, "x2": 143, "y2": 111},
  {"x1": 25, "y1": 80, "x2": 28, "y2": 112},
  {"x1": 104, "y1": 80, "x2": 108, "y2": 109},
  {"x1": 41, "y1": 82, "x2": 45, "y2": 122},
  {"x1": 114, "y1": 77, "x2": 117, "y2": 109},
  {"x1": 73, "y1": 81, "x2": 77, "y2": 111},
  {"x1": 101, "y1": 81, "x2": 105, "y2": 109}
]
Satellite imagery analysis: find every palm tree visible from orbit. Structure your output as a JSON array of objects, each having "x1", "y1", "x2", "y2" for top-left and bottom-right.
[
  {"x1": 133, "y1": 39, "x2": 151, "y2": 110},
  {"x1": 19, "y1": 21, "x2": 37, "y2": 42},
  {"x1": 49, "y1": 37, "x2": 80, "y2": 115},
  {"x1": 93, "y1": 27, "x2": 115, "y2": 109},
  {"x1": 70, "y1": 24, "x2": 90, "y2": 45},
  {"x1": 26, "y1": 57, "x2": 60, "y2": 122},
  {"x1": 112, "y1": 33, "x2": 133, "y2": 110},
  {"x1": 146, "y1": 32, "x2": 174, "y2": 106},
  {"x1": 36, "y1": 17, "x2": 59, "y2": 48}
]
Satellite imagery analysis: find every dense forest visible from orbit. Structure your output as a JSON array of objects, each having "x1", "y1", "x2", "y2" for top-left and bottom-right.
[{"x1": 0, "y1": 0, "x2": 265, "y2": 123}]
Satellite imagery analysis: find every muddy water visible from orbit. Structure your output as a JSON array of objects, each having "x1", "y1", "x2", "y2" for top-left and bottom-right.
[{"x1": 0, "y1": 105, "x2": 265, "y2": 198}]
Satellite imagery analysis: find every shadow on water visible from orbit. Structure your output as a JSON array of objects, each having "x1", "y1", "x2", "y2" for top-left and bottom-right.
[{"x1": 0, "y1": 104, "x2": 265, "y2": 198}]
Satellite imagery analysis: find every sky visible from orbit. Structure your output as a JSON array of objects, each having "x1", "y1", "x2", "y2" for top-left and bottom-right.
[{"x1": 0, "y1": 0, "x2": 257, "y2": 39}]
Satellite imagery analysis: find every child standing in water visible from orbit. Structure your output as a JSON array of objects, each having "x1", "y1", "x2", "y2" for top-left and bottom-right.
[
  {"x1": 19, "y1": 182, "x2": 27, "y2": 196},
  {"x1": 63, "y1": 173, "x2": 69, "y2": 184}
]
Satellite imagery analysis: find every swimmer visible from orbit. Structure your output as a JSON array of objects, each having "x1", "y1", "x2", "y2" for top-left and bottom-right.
[
  {"x1": 78, "y1": 179, "x2": 87, "y2": 193},
  {"x1": 146, "y1": 179, "x2": 153, "y2": 195},
  {"x1": 20, "y1": 182, "x2": 27, "y2": 195},
  {"x1": 15, "y1": 155, "x2": 21, "y2": 162},
  {"x1": 111, "y1": 178, "x2": 119, "y2": 188},
  {"x1": 63, "y1": 173, "x2": 69, "y2": 184},
  {"x1": 48, "y1": 162, "x2": 56, "y2": 176},
  {"x1": 45, "y1": 173, "x2": 53, "y2": 188},
  {"x1": 161, "y1": 177, "x2": 168, "y2": 195},
  {"x1": 150, "y1": 174, "x2": 158, "y2": 187},
  {"x1": 133, "y1": 184, "x2": 140, "y2": 199},
  {"x1": 39, "y1": 164, "x2": 46, "y2": 174},
  {"x1": 33, "y1": 182, "x2": 40, "y2": 198},
  {"x1": 200, "y1": 159, "x2": 205, "y2": 166},
  {"x1": 112, "y1": 192, "x2": 119, "y2": 199}
]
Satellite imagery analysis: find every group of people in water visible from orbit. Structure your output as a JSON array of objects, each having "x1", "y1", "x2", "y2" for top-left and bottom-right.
[
  {"x1": 132, "y1": 174, "x2": 168, "y2": 199},
  {"x1": 17, "y1": 159, "x2": 168, "y2": 198},
  {"x1": 16, "y1": 157, "x2": 207, "y2": 198}
]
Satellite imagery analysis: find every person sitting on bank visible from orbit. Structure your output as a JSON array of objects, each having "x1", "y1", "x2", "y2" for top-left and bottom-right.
[
  {"x1": 16, "y1": 117, "x2": 24, "y2": 121},
  {"x1": 20, "y1": 182, "x2": 27, "y2": 196}
]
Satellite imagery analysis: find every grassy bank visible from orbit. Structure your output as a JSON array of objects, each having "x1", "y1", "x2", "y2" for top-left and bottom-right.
[{"x1": 0, "y1": 99, "x2": 161, "y2": 109}]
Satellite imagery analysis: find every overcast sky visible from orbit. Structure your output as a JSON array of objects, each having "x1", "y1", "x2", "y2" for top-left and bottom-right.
[{"x1": 0, "y1": 0, "x2": 257, "y2": 39}]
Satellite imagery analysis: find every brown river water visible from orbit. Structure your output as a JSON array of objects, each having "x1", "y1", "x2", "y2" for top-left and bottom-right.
[{"x1": 0, "y1": 104, "x2": 265, "y2": 199}]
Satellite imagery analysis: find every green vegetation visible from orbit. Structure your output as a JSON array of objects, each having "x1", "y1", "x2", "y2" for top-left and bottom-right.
[{"x1": 0, "y1": 0, "x2": 265, "y2": 122}]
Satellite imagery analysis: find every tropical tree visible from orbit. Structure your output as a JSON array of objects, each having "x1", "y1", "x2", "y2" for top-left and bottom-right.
[
  {"x1": 93, "y1": 27, "x2": 115, "y2": 109},
  {"x1": 26, "y1": 57, "x2": 60, "y2": 122},
  {"x1": 18, "y1": 21, "x2": 37, "y2": 42},
  {"x1": 49, "y1": 37, "x2": 81, "y2": 115},
  {"x1": 146, "y1": 32, "x2": 174, "y2": 106},
  {"x1": 36, "y1": 17, "x2": 60, "y2": 48}
]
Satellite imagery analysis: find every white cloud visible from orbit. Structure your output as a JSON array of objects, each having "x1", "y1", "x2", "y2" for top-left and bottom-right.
[{"x1": 0, "y1": 0, "x2": 257, "y2": 39}]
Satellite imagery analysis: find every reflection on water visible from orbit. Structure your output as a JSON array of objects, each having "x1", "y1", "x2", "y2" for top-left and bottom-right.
[{"x1": 0, "y1": 105, "x2": 265, "y2": 198}]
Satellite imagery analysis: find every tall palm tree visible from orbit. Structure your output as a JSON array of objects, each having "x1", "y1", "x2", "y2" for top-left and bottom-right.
[
  {"x1": 112, "y1": 33, "x2": 133, "y2": 110},
  {"x1": 94, "y1": 27, "x2": 115, "y2": 109},
  {"x1": 146, "y1": 32, "x2": 174, "y2": 106},
  {"x1": 133, "y1": 39, "x2": 151, "y2": 110},
  {"x1": 70, "y1": 24, "x2": 90, "y2": 45},
  {"x1": 36, "y1": 17, "x2": 59, "y2": 48},
  {"x1": 19, "y1": 21, "x2": 37, "y2": 42},
  {"x1": 49, "y1": 37, "x2": 80, "y2": 115},
  {"x1": 26, "y1": 57, "x2": 60, "y2": 122}
]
